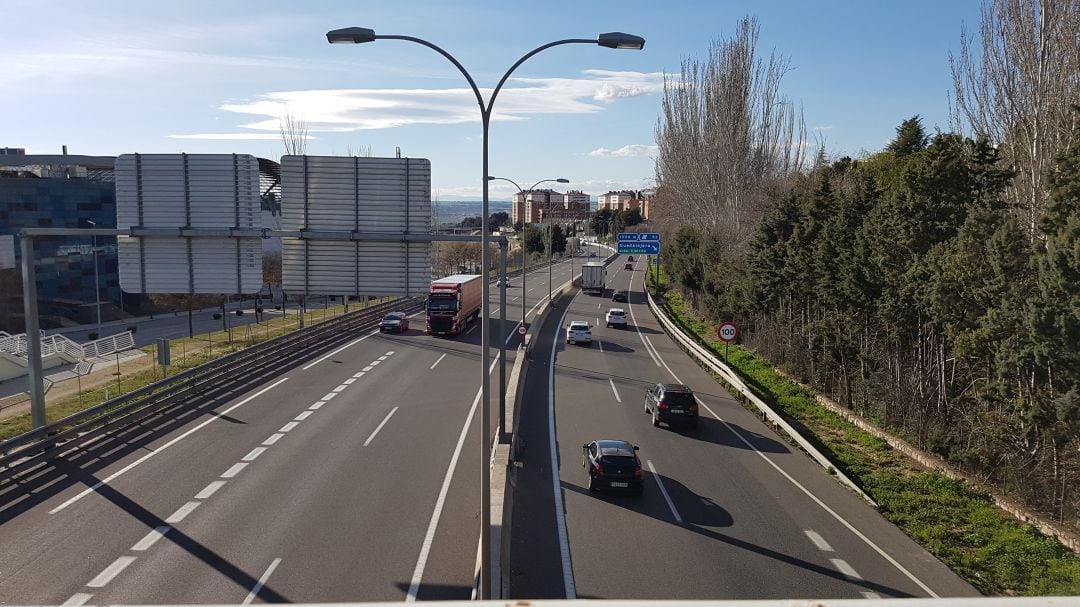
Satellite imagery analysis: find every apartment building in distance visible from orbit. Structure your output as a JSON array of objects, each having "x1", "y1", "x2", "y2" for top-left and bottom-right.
[
  {"x1": 512, "y1": 189, "x2": 592, "y2": 224},
  {"x1": 596, "y1": 188, "x2": 656, "y2": 220}
]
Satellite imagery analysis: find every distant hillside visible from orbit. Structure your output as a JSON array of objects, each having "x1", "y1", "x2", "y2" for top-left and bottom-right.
[{"x1": 432, "y1": 200, "x2": 512, "y2": 223}]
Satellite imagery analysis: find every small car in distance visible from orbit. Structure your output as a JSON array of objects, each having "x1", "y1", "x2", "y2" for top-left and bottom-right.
[
  {"x1": 611, "y1": 290, "x2": 628, "y2": 303},
  {"x1": 606, "y1": 308, "x2": 627, "y2": 328},
  {"x1": 645, "y1": 383, "x2": 699, "y2": 429},
  {"x1": 624, "y1": 262, "x2": 634, "y2": 270},
  {"x1": 495, "y1": 278, "x2": 511, "y2": 287},
  {"x1": 583, "y1": 439, "x2": 643, "y2": 493},
  {"x1": 379, "y1": 312, "x2": 410, "y2": 333},
  {"x1": 566, "y1": 320, "x2": 592, "y2": 345},
  {"x1": 627, "y1": 256, "x2": 635, "y2": 262}
]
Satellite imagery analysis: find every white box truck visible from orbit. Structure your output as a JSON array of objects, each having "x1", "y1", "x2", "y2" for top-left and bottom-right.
[{"x1": 581, "y1": 262, "x2": 606, "y2": 295}]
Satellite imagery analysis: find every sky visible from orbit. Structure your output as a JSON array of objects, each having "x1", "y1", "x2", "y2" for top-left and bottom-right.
[{"x1": 0, "y1": 0, "x2": 984, "y2": 200}]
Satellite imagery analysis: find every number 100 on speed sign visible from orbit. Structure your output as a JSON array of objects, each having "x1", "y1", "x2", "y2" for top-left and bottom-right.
[{"x1": 717, "y1": 322, "x2": 738, "y2": 343}]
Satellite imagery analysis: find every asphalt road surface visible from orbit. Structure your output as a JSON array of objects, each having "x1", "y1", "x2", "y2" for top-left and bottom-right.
[
  {"x1": 509, "y1": 255, "x2": 979, "y2": 600},
  {"x1": 0, "y1": 257, "x2": 580, "y2": 604}
]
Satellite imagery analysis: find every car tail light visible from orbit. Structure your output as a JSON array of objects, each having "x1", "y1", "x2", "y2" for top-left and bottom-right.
[
  {"x1": 593, "y1": 463, "x2": 606, "y2": 477},
  {"x1": 634, "y1": 467, "x2": 642, "y2": 478},
  {"x1": 690, "y1": 402, "x2": 699, "y2": 415},
  {"x1": 658, "y1": 401, "x2": 669, "y2": 410}
]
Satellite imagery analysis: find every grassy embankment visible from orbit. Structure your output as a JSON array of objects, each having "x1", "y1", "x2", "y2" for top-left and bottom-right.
[{"x1": 646, "y1": 264, "x2": 1080, "y2": 596}]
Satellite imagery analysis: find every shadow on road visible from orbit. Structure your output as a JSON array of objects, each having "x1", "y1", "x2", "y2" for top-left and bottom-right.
[{"x1": 668, "y1": 417, "x2": 791, "y2": 454}]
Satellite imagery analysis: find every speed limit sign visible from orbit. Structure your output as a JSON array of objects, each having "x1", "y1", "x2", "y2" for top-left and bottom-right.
[
  {"x1": 717, "y1": 322, "x2": 738, "y2": 343},
  {"x1": 517, "y1": 324, "x2": 527, "y2": 336}
]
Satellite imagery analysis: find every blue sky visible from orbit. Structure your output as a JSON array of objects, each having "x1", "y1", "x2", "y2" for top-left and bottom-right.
[{"x1": 1, "y1": 0, "x2": 983, "y2": 200}]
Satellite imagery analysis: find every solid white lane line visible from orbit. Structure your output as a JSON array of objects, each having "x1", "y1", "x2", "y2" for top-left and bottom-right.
[
  {"x1": 294, "y1": 410, "x2": 313, "y2": 421},
  {"x1": 608, "y1": 378, "x2": 622, "y2": 403},
  {"x1": 194, "y1": 480, "x2": 226, "y2": 500},
  {"x1": 132, "y1": 526, "x2": 170, "y2": 552},
  {"x1": 465, "y1": 325, "x2": 476, "y2": 336},
  {"x1": 279, "y1": 421, "x2": 299, "y2": 432},
  {"x1": 547, "y1": 303, "x2": 577, "y2": 599},
  {"x1": 405, "y1": 357, "x2": 499, "y2": 602},
  {"x1": 332, "y1": 385, "x2": 347, "y2": 393},
  {"x1": 598, "y1": 341, "x2": 604, "y2": 353},
  {"x1": 322, "y1": 392, "x2": 338, "y2": 401},
  {"x1": 831, "y1": 558, "x2": 863, "y2": 580},
  {"x1": 222, "y1": 462, "x2": 248, "y2": 478},
  {"x1": 302, "y1": 331, "x2": 375, "y2": 370},
  {"x1": 430, "y1": 353, "x2": 447, "y2": 369},
  {"x1": 647, "y1": 460, "x2": 683, "y2": 524},
  {"x1": 309, "y1": 401, "x2": 325, "y2": 410},
  {"x1": 262, "y1": 433, "x2": 283, "y2": 446},
  {"x1": 629, "y1": 270, "x2": 941, "y2": 598},
  {"x1": 62, "y1": 593, "x2": 93, "y2": 606},
  {"x1": 49, "y1": 376, "x2": 289, "y2": 514},
  {"x1": 87, "y1": 556, "x2": 136, "y2": 588},
  {"x1": 804, "y1": 529, "x2": 834, "y2": 552},
  {"x1": 165, "y1": 501, "x2": 200, "y2": 523},
  {"x1": 364, "y1": 407, "x2": 399, "y2": 447},
  {"x1": 353, "y1": 371, "x2": 366, "y2": 378},
  {"x1": 343, "y1": 378, "x2": 357, "y2": 385},
  {"x1": 242, "y1": 447, "x2": 267, "y2": 461},
  {"x1": 242, "y1": 558, "x2": 282, "y2": 606}
]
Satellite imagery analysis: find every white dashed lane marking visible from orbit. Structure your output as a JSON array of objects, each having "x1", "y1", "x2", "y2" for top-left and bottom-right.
[
  {"x1": 221, "y1": 463, "x2": 247, "y2": 478},
  {"x1": 804, "y1": 529, "x2": 834, "y2": 552},
  {"x1": 165, "y1": 501, "x2": 200, "y2": 524},
  {"x1": 87, "y1": 557, "x2": 136, "y2": 587},
  {"x1": 364, "y1": 407, "x2": 400, "y2": 447},
  {"x1": 242, "y1": 447, "x2": 267, "y2": 461},
  {"x1": 194, "y1": 481, "x2": 226, "y2": 500},
  {"x1": 62, "y1": 593, "x2": 93, "y2": 606},
  {"x1": 262, "y1": 433, "x2": 284, "y2": 446},
  {"x1": 131, "y1": 526, "x2": 170, "y2": 552},
  {"x1": 279, "y1": 421, "x2": 299, "y2": 432},
  {"x1": 294, "y1": 410, "x2": 312, "y2": 421}
]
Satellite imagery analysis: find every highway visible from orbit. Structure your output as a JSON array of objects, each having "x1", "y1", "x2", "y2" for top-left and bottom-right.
[
  {"x1": 509, "y1": 255, "x2": 979, "y2": 600},
  {"x1": 0, "y1": 255, "x2": 582, "y2": 604}
]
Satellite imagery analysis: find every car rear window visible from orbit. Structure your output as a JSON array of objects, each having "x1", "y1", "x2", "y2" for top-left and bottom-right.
[
  {"x1": 662, "y1": 391, "x2": 695, "y2": 406},
  {"x1": 610, "y1": 311, "x2": 624, "y2": 316},
  {"x1": 603, "y1": 455, "x2": 637, "y2": 467},
  {"x1": 383, "y1": 314, "x2": 399, "y2": 321}
]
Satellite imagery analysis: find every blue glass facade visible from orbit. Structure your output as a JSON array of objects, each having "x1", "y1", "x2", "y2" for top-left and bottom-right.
[{"x1": 0, "y1": 176, "x2": 121, "y2": 312}]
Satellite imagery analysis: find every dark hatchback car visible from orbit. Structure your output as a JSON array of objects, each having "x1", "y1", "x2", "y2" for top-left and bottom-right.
[
  {"x1": 379, "y1": 312, "x2": 410, "y2": 333},
  {"x1": 583, "y1": 439, "x2": 643, "y2": 493},
  {"x1": 645, "y1": 383, "x2": 699, "y2": 429},
  {"x1": 611, "y1": 290, "x2": 628, "y2": 303}
]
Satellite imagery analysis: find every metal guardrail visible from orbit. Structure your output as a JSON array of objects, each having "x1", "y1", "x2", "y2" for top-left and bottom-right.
[
  {"x1": 82, "y1": 331, "x2": 135, "y2": 359},
  {"x1": 645, "y1": 287, "x2": 876, "y2": 505},
  {"x1": 0, "y1": 296, "x2": 422, "y2": 483}
]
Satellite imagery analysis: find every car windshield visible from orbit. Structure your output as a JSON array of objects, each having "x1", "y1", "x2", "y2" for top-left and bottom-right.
[{"x1": 427, "y1": 296, "x2": 457, "y2": 311}]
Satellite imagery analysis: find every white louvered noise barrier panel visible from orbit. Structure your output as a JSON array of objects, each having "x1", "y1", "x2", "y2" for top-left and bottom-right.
[
  {"x1": 115, "y1": 153, "x2": 262, "y2": 294},
  {"x1": 280, "y1": 156, "x2": 431, "y2": 296}
]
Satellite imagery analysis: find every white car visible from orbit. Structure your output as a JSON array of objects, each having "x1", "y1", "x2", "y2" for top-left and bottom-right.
[
  {"x1": 605, "y1": 308, "x2": 627, "y2": 328},
  {"x1": 495, "y1": 278, "x2": 511, "y2": 287},
  {"x1": 565, "y1": 320, "x2": 592, "y2": 345}
]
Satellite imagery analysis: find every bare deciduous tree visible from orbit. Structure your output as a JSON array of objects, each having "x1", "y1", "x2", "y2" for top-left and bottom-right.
[
  {"x1": 279, "y1": 109, "x2": 309, "y2": 156},
  {"x1": 655, "y1": 16, "x2": 807, "y2": 242},
  {"x1": 346, "y1": 144, "x2": 374, "y2": 157},
  {"x1": 950, "y1": 0, "x2": 1080, "y2": 238}
]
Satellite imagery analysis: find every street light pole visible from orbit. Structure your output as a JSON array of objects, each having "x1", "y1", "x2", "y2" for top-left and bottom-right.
[
  {"x1": 327, "y1": 27, "x2": 644, "y2": 600},
  {"x1": 85, "y1": 219, "x2": 102, "y2": 332},
  {"x1": 488, "y1": 176, "x2": 568, "y2": 331}
]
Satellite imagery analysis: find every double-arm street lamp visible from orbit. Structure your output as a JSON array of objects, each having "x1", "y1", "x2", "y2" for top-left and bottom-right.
[
  {"x1": 327, "y1": 26, "x2": 644, "y2": 599},
  {"x1": 487, "y1": 176, "x2": 568, "y2": 330}
]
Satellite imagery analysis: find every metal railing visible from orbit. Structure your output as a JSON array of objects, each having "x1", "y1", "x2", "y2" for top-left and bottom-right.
[
  {"x1": 0, "y1": 296, "x2": 421, "y2": 483},
  {"x1": 82, "y1": 331, "x2": 135, "y2": 359}
]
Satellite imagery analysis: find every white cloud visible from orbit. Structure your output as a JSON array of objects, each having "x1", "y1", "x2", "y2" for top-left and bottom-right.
[
  {"x1": 589, "y1": 144, "x2": 658, "y2": 158},
  {"x1": 183, "y1": 70, "x2": 666, "y2": 135},
  {"x1": 168, "y1": 133, "x2": 313, "y2": 141}
]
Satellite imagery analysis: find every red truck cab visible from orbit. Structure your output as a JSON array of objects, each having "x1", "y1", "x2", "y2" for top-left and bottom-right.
[{"x1": 426, "y1": 274, "x2": 483, "y2": 336}]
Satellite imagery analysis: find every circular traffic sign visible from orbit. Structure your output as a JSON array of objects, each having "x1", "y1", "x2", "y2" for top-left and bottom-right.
[
  {"x1": 717, "y1": 322, "x2": 738, "y2": 343},
  {"x1": 517, "y1": 324, "x2": 527, "y2": 336}
]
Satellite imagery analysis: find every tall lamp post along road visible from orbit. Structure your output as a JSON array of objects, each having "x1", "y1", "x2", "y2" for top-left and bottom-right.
[
  {"x1": 84, "y1": 219, "x2": 102, "y2": 332},
  {"x1": 487, "y1": 175, "x2": 568, "y2": 330},
  {"x1": 327, "y1": 26, "x2": 644, "y2": 600}
]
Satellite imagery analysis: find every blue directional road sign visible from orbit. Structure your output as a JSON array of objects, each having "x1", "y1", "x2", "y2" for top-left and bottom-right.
[{"x1": 617, "y1": 232, "x2": 660, "y2": 254}]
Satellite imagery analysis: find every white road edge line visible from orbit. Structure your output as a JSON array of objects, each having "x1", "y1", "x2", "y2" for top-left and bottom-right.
[
  {"x1": 302, "y1": 331, "x2": 375, "y2": 370},
  {"x1": 87, "y1": 556, "x2": 136, "y2": 588},
  {"x1": 194, "y1": 480, "x2": 226, "y2": 500},
  {"x1": 132, "y1": 526, "x2": 170, "y2": 551},
  {"x1": 242, "y1": 557, "x2": 282, "y2": 606},
  {"x1": 608, "y1": 378, "x2": 622, "y2": 403},
  {"x1": 548, "y1": 302, "x2": 577, "y2": 599},
  {"x1": 165, "y1": 501, "x2": 200, "y2": 523},
  {"x1": 430, "y1": 353, "x2": 447, "y2": 369},
  {"x1": 405, "y1": 357, "x2": 499, "y2": 602},
  {"x1": 647, "y1": 460, "x2": 683, "y2": 524},
  {"x1": 628, "y1": 268, "x2": 941, "y2": 599},
  {"x1": 364, "y1": 407, "x2": 399, "y2": 447},
  {"x1": 804, "y1": 529, "x2": 834, "y2": 552},
  {"x1": 62, "y1": 593, "x2": 93, "y2": 606},
  {"x1": 49, "y1": 376, "x2": 289, "y2": 514}
]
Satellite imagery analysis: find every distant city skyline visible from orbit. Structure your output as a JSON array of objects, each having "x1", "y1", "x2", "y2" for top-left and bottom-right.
[{"x1": 2, "y1": 1, "x2": 983, "y2": 199}]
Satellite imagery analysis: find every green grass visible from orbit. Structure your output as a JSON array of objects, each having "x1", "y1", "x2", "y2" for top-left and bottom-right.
[{"x1": 646, "y1": 265, "x2": 1080, "y2": 596}]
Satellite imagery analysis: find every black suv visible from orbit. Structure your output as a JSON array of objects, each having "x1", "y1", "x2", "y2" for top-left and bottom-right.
[
  {"x1": 582, "y1": 439, "x2": 643, "y2": 493},
  {"x1": 611, "y1": 290, "x2": 628, "y2": 303},
  {"x1": 644, "y1": 383, "x2": 699, "y2": 429}
]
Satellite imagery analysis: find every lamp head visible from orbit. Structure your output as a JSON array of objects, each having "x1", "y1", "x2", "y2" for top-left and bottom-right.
[
  {"x1": 327, "y1": 27, "x2": 376, "y2": 44},
  {"x1": 556, "y1": 178, "x2": 570, "y2": 183},
  {"x1": 597, "y1": 32, "x2": 645, "y2": 50}
]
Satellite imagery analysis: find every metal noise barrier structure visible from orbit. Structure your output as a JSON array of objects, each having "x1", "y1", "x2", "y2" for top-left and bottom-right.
[{"x1": 0, "y1": 296, "x2": 422, "y2": 484}]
